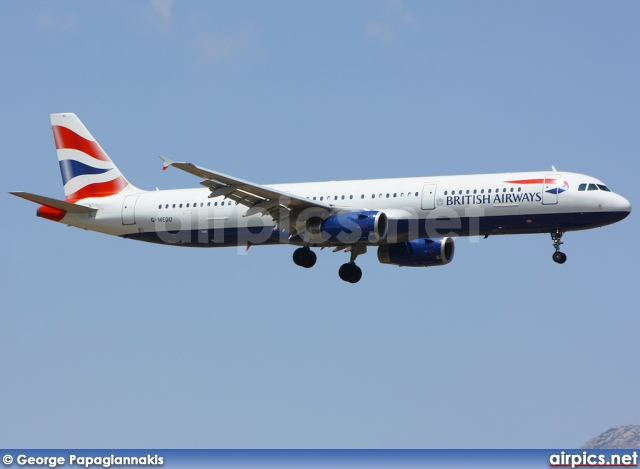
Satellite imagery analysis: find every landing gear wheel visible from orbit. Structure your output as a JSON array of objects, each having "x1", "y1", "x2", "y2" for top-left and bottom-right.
[
  {"x1": 550, "y1": 229, "x2": 567, "y2": 265},
  {"x1": 339, "y1": 262, "x2": 362, "y2": 283},
  {"x1": 293, "y1": 247, "x2": 317, "y2": 268},
  {"x1": 552, "y1": 251, "x2": 567, "y2": 264}
]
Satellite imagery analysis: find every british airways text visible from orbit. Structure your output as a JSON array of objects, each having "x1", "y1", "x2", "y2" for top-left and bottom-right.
[{"x1": 446, "y1": 192, "x2": 542, "y2": 206}]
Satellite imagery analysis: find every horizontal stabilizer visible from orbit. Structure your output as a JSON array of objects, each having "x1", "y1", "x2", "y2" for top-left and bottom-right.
[{"x1": 9, "y1": 191, "x2": 97, "y2": 213}]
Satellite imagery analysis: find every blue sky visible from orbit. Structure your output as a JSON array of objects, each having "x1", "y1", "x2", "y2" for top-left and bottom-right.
[{"x1": 1, "y1": 1, "x2": 638, "y2": 448}]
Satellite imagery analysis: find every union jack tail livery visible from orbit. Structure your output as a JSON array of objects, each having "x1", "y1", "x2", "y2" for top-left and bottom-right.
[{"x1": 52, "y1": 113, "x2": 135, "y2": 202}]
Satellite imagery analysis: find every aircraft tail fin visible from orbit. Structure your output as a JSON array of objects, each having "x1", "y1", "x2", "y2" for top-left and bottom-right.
[{"x1": 51, "y1": 113, "x2": 137, "y2": 202}]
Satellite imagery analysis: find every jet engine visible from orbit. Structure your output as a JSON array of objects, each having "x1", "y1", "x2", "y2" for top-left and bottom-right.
[
  {"x1": 377, "y1": 237, "x2": 455, "y2": 267},
  {"x1": 306, "y1": 211, "x2": 387, "y2": 244}
]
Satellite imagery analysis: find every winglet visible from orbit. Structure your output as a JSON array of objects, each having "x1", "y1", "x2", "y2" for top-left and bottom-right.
[{"x1": 160, "y1": 155, "x2": 175, "y2": 171}]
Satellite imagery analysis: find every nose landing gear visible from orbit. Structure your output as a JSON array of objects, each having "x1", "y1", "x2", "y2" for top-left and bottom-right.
[{"x1": 551, "y1": 229, "x2": 567, "y2": 264}]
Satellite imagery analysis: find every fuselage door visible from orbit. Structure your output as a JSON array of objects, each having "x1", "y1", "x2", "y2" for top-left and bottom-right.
[
  {"x1": 421, "y1": 184, "x2": 437, "y2": 210},
  {"x1": 542, "y1": 174, "x2": 560, "y2": 205},
  {"x1": 122, "y1": 195, "x2": 139, "y2": 225}
]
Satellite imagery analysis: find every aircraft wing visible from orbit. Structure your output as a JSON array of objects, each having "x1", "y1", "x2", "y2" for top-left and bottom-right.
[{"x1": 160, "y1": 156, "x2": 333, "y2": 218}]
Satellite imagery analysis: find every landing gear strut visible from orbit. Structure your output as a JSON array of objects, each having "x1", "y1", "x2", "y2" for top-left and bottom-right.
[
  {"x1": 550, "y1": 229, "x2": 567, "y2": 264},
  {"x1": 338, "y1": 245, "x2": 366, "y2": 283},
  {"x1": 293, "y1": 247, "x2": 317, "y2": 268}
]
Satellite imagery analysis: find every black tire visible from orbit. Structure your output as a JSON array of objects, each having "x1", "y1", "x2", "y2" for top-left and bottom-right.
[
  {"x1": 339, "y1": 263, "x2": 360, "y2": 282},
  {"x1": 304, "y1": 250, "x2": 317, "y2": 268},
  {"x1": 552, "y1": 251, "x2": 567, "y2": 264},
  {"x1": 293, "y1": 247, "x2": 316, "y2": 268},
  {"x1": 348, "y1": 266, "x2": 362, "y2": 284}
]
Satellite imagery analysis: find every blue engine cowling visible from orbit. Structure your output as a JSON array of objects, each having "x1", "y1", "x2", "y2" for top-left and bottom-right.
[
  {"x1": 307, "y1": 211, "x2": 388, "y2": 244},
  {"x1": 377, "y1": 237, "x2": 455, "y2": 267}
]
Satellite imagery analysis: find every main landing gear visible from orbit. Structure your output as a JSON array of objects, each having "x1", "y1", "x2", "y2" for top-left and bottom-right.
[
  {"x1": 293, "y1": 246, "x2": 317, "y2": 268},
  {"x1": 550, "y1": 229, "x2": 567, "y2": 264},
  {"x1": 292, "y1": 245, "x2": 365, "y2": 283},
  {"x1": 338, "y1": 245, "x2": 366, "y2": 284}
]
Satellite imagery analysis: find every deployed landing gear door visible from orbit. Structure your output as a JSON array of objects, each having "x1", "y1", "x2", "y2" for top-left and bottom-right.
[
  {"x1": 122, "y1": 195, "x2": 139, "y2": 225},
  {"x1": 421, "y1": 184, "x2": 437, "y2": 210}
]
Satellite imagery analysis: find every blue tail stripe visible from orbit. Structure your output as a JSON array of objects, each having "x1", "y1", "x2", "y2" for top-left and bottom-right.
[{"x1": 59, "y1": 159, "x2": 110, "y2": 185}]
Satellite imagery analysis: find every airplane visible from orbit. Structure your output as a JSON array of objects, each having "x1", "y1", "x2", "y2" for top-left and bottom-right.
[{"x1": 11, "y1": 113, "x2": 631, "y2": 283}]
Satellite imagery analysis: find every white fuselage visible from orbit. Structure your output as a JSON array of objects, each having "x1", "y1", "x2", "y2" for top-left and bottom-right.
[{"x1": 56, "y1": 170, "x2": 631, "y2": 248}]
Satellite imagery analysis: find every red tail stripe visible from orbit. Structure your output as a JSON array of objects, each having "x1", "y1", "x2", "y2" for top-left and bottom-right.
[
  {"x1": 52, "y1": 125, "x2": 111, "y2": 162},
  {"x1": 65, "y1": 175, "x2": 128, "y2": 202}
]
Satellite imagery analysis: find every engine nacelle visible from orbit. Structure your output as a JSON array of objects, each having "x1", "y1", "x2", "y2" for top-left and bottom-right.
[
  {"x1": 377, "y1": 237, "x2": 455, "y2": 267},
  {"x1": 307, "y1": 210, "x2": 387, "y2": 244}
]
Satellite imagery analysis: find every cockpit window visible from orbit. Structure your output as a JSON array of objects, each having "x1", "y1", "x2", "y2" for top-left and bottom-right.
[
  {"x1": 588, "y1": 183, "x2": 598, "y2": 191},
  {"x1": 578, "y1": 183, "x2": 587, "y2": 191},
  {"x1": 597, "y1": 184, "x2": 611, "y2": 192}
]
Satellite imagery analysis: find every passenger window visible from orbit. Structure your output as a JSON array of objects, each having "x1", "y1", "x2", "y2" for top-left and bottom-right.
[
  {"x1": 466, "y1": 190, "x2": 469, "y2": 195},
  {"x1": 207, "y1": 202, "x2": 211, "y2": 206},
  {"x1": 510, "y1": 188, "x2": 514, "y2": 192},
  {"x1": 186, "y1": 203, "x2": 189, "y2": 208},
  {"x1": 415, "y1": 192, "x2": 419, "y2": 197},
  {"x1": 393, "y1": 193, "x2": 397, "y2": 197},
  {"x1": 481, "y1": 189, "x2": 484, "y2": 194},
  {"x1": 588, "y1": 184, "x2": 598, "y2": 191},
  {"x1": 597, "y1": 184, "x2": 611, "y2": 192},
  {"x1": 341, "y1": 195, "x2": 345, "y2": 200},
  {"x1": 473, "y1": 189, "x2": 477, "y2": 194},
  {"x1": 488, "y1": 189, "x2": 492, "y2": 194},
  {"x1": 165, "y1": 204, "x2": 169, "y2": 209},
  {"x1": 350, "y1": 195, "x2": 353, "y2": 199},
  {"x1": 158, "y1": 205, "x2": 162, "y2": 209},
  {"x1": 320, "y1": 196, "x2": 324, "y2": 201},
  {"x1": 172, "y1": 204, "x2": 176, "y2": 208},
  {"x1": 179, "y1": 204, "x2": 183, "y2": 208}
]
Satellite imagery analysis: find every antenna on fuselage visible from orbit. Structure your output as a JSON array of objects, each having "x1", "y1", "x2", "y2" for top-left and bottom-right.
[{"x1": 552, "y1": 165, "x2": 558, "y2": 172}]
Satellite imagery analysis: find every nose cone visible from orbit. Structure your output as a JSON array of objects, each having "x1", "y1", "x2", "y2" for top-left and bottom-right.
[
  {"x1": 610, "y1": 193, "x2": 631, "y2": 222},
  {"x1": 616, "y1": 194, "x2": 632, "y2": 214}
]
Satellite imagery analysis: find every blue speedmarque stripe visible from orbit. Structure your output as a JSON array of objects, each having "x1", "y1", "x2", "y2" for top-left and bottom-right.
[{"x1": 59, "y1": 159, "x2": 110, "y2": 185}]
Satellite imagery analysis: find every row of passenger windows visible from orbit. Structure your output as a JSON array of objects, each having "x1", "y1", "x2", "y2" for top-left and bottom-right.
[
  {"x1": 444, "y1": 187, "x2": 523, "y2": 195},
  {"x1": 312, "y1": 192, "x2": 420, "y2": 201},
  {"x1": 158, "y1": 192, "x2": 422, "y2": 209},
  {"x1": 578, "y1": 183, "x2": 610, "y2": 192},
  {"x1": 158, "y1": 200, "x2": 239, "y2": 209},
  {"x1": 157, "y1": 182, "x2": 607, "y2": 209}
]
